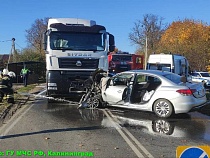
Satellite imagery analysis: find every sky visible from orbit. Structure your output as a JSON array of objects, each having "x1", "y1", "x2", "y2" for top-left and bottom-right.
[{"x1": 0, "y1": 0, "x2": 210, "y2": 54}]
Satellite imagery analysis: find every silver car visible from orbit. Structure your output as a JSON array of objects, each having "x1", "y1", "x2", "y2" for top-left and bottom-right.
[
  {"x1": 101, "y1": 70, "x2": 207, "y2": 118},
  {"x1": 191, "y1": 71, "x2": 210, "y2": 89}
]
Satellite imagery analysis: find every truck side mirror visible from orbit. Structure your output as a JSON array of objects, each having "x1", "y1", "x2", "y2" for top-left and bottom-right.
[
  {"x1": 42, "y1": 32, "x2": 47, "y2": 50},
  {"x1": 109, "y1": 34, "x2": 115, "y2": 45},
  {"x1": 109, "y1": 34, "x2": 115, "y2": 52},
  {"x1": 109, "y1": 46, "x2": 115, "y2": 52}
]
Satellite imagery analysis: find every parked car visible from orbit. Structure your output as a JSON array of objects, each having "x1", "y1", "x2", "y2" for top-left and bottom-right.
[
  {"x1": 191, "y1": 71, "x2": 210, "y2": 89},
  {"x1": 101, "y1": 70, "x2": 207, "y2": 118}
]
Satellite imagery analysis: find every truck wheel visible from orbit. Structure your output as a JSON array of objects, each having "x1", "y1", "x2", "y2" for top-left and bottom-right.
[{"x1": 153, "y1": 99, "x2": 174, "y2": 118}]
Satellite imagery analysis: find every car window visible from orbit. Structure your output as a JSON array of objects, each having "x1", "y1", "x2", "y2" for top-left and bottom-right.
[
  {"x1": 200, "y1": 72, "x2": 210, "y2": 77},
  {"x1": 136, "y1": 75, "x2": 146, "y2": 83},
  {"x1": 136, "y1": 74, "x2": 161, "y2": 84},
  {"x1": 191, "y1": 72, "x2": 199, "y2": 76},
  {"x1": 112, "y1": 73, "x2": 133, "y2": 86},
  {"x1": 162, "y1": 73, "x2": 181, "y2": 84}
]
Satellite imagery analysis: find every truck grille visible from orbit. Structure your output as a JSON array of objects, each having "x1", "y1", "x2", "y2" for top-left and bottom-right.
[{"x1": 58, "y1": 58, "x2": 99, "y2": 69}]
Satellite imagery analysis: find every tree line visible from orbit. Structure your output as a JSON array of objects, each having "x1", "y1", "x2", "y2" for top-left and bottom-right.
[
  {"x1": 129, "y1": 14, "x2": 210, "y2": 71},
  {"x1": 11, "y1": 15, "x2": 210, "y2": 73}
]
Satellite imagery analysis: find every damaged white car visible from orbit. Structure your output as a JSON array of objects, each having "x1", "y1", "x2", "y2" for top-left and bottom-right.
[{"x1": 100, "y1": 70, "x2": 207, "y2": 118}]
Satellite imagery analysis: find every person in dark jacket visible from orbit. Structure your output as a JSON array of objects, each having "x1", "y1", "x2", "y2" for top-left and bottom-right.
[{"x1": 0, "y1": 69, "x2": 15, "y2": 104}]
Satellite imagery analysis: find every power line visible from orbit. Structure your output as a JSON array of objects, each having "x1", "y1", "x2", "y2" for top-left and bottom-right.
[
  {"x1": 15, "y1": 42, "x2": 24, "y2": 49},
  {"x1": 0, "y1": 39, "x2": 12, "y2": 42},
  {"x1": 0, "y1": 39, "x2": 24, "y2": 49}
]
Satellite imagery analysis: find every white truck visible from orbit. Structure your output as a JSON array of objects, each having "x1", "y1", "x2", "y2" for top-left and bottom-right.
[
  {"x1": 146, "y1": 53, "x2": 190, "y2": 76},
  {"x1": 43, "y1": 18, "x2": 115, "y2": 101}
]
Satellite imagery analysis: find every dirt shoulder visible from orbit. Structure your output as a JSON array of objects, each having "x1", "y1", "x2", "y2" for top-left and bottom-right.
[{"x1": 0, "y1": 83, "x2": 45, "y2": 126}]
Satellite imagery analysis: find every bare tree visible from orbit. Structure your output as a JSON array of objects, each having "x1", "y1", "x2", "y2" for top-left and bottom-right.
[
  {"x1": 129, "y1": 14, "x2": 167, "y2": 54},
  {"x1": 25, "y1": 17, "x2": 50, "y2": 54}
]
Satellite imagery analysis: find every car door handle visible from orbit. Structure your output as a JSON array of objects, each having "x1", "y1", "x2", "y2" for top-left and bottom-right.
[{"x1": 117, "y1": 90, "x2": 122, "y2": 93}]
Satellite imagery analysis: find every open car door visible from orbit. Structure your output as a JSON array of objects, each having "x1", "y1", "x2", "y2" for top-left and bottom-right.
[{"x1": 102, "y1": 73, "x2": 134, "y2": 104}]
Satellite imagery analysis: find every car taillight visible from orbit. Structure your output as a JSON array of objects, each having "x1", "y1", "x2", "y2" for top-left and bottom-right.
[{"x1": 176, "y1": 89, "x2": 196, "y2": 96}]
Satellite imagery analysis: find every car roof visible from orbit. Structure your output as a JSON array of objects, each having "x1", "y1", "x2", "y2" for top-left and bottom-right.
[
  {"x1": 121, "y1": 69, "x2": 177, "y2": 76},
  {"x1": 195, "y1": 72, "x2": 209, "y2": 73}
]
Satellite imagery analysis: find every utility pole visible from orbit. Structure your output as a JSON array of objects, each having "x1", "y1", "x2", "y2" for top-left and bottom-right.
[
  {"x1": 11, "y1": 38, "x2": 16, "y2": 62},
  {"x1": 7, "y1": 38, "x2": 15, "y2": 69},
  {"x1": 144, "y1": 36, "x2": 148, "y2": 70}
]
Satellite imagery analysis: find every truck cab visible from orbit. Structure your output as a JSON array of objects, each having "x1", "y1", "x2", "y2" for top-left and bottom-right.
[
  {"x1": 43, "y1": 18, "x2": 115, "y2": 100},
  {"x1": 108, "y1": 52, "x2": 144, "y2": 75}
]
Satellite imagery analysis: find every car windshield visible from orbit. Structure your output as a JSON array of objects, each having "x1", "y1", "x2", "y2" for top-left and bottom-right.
[
  {"x1": 50, "y1": 32, "x2": 105, "y2": 51},
  {"x1": 200, "y1": 72, "x2": 210, "y2": 77},
  {"x1": 162, "y1": 73, "x2": 181, "y2": 84},
  {"x1": 148, "y1": 63, "x2": 171, "y2": 72}
]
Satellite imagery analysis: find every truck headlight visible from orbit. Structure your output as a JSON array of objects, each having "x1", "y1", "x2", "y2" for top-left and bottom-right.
[
  {"x1": 48, "y1": 83, "x2": 57, "y2": 86},
  {"x1": 48, "y1": 83, "x2": 57, "y2": 90}
]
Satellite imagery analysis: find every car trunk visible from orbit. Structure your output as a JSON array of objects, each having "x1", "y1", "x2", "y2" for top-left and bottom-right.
[{"x1": 185, "y1": 82, "x2": 206, "y2": 98}]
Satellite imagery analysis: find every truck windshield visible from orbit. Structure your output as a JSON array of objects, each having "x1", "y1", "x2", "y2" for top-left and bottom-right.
[
  {"x1": 112, "y1": 55, "x2": 132, "y2": 62},
  {"x1": 50, "y1": 32, "x2": 105, "y2": 51}
]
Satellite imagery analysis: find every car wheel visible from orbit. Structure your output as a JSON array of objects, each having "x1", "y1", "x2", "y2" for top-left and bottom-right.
[
  {"x1": 86, "y1": 96, "x2": 100, "y2": 108},
  {"x1": 153, "y1": 99, "x2": 174, "y2": 118},
  {"x1": 152, "y1": 119, "x2": 174, "y2": 135}
]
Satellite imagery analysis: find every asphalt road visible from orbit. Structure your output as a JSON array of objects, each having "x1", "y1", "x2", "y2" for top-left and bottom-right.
[{"x1": 0, "y1": 87, "x2": 210, "y2": 158}]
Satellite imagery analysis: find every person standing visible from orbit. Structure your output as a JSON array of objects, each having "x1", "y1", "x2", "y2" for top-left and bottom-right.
[
  {"x1": 0, "y1": 69, "x2": 15, "y2": 104},
  {"x1": 20, "y1": 66, "x2": 30, "y2": 87}
]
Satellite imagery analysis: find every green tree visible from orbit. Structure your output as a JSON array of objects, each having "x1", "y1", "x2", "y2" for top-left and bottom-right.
[{"x1": 19, "y1": 48, "x2": 45, "y2": 62}]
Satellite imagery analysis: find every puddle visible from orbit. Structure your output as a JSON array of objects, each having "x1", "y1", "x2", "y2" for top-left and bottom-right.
[
  {"x1": 112, "y1": 112, "x2": 207, "y2": 140},
  {"x1": 17, "y1": 91, "x2": 210, "y2": 141}
]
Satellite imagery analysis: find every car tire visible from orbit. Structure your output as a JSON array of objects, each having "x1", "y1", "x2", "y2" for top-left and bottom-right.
[
  {"x1": 86, "y1": 96, "x2": 100, "y2": 108},
  {"x1": 152, "y1": 119, "x2": 174, "y2": 135},
  {"x1": 153, "y1": 99, "x2": 174, "y2": 118}
]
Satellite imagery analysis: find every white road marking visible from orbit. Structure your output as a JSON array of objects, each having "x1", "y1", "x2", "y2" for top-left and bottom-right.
[
  {"x1": 102, "y1": 109, "x2": 145, "y2": 158},
  {"x1": 0, "y1": 104, "x2": 34, "y2": 137},
  {"x1": 0, "y1": 87, "x2": 46, "y2": 137},
  {"x1": 102, "y1": 109, "x2": 154, "y2": 158},
  {"x1": 107, "y1": 110, "x2": 154, "y2": 158}
]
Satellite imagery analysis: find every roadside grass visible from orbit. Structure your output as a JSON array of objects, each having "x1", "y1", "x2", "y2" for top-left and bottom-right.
[
  {"x1": 0, "y1": 84, "x2": 37, "y2": 113},
  {"x1": 16, "y1": 84, "x2": 37, "y2": 93},
  {"x1": 14, "y1": 84, "x2": 38, "y2": 101}
]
